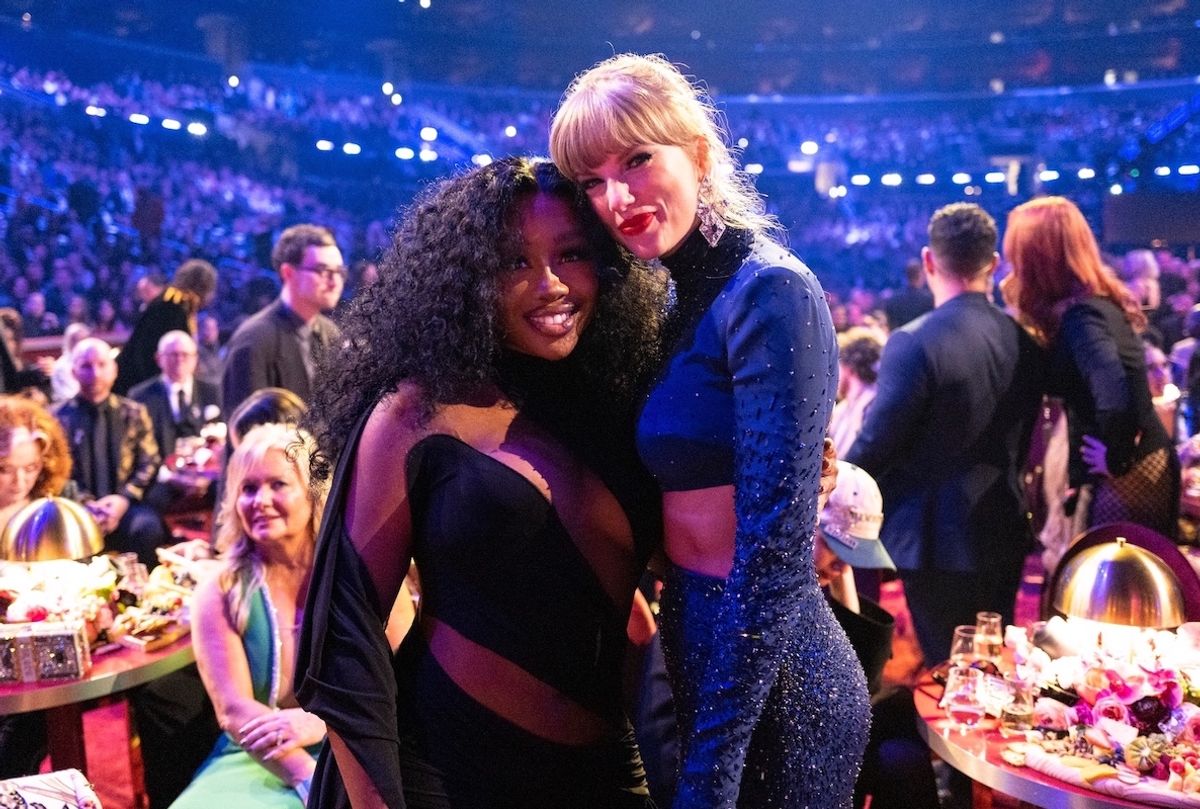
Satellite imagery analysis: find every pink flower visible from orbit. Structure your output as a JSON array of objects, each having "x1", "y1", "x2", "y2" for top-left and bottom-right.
[
  {"x1": 1102, "y1": 669, "x2": 1137, "y2": 703},
  {"x1": 1146, "y1": 669, "x2": 1184, "y2": 710},
  {"x1": 1180, "y1": 704, "x2": 1200, "y2": 743},
  {"x1": 1093, "y1": 695, "x2": 1132, "y2": 725},
  {"x1": 1034, "y1": 697, "x2": 1072, "y2": 730},
  {"x1": 1069, "y1": 702, "x2": 1095, "y2": 726}
]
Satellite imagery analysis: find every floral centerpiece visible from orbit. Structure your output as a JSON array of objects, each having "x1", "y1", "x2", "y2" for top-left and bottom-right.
[
  {"x1": 0, "y1": 553, "x2": 193, "y2": 649},
  {"x1": 1005, "y1": 618, "x2": 1200, "y2": 796}
]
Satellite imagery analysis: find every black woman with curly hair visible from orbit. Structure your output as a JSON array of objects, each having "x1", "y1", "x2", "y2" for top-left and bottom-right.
[{"x1": 295, "y1": 156, "x2": 666, "y2": 809}]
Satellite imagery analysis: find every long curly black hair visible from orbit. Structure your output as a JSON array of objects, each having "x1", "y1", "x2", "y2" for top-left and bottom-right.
[{"x1": 306, "y1": 156, "x2": 666, "y2": 483}]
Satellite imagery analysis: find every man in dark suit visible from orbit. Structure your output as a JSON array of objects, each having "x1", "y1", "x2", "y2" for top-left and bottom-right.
[
  {"x1": 115, "y1": 259, "x2": 218, "y2": 395},
  {"x1": 54, "y1": 337, "x2": 168, "y2": 567},
  {"x1": 846, "y1": 203, "x2": 1046, "y2": 663},
  {"x1": 221, "y1": 224, "x2": 344, "y2": 413},
  {"x1": 883, "y1": 259, "x2": 934, "y2": 332},
  {"x1": 129, "y1": 330, "x2": 221, "y2": 513}
]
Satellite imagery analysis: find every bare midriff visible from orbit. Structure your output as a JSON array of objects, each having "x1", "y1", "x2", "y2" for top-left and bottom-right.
[
  {"x1": 421, "y1": 615, "x2": 615, "y2": 746},
  {"x1": 662, "y1": 485, "x2": 736, "y2": 578}
]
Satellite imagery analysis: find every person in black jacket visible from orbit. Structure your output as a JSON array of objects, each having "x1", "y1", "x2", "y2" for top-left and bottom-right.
[
  {"x1": 847, "y1": 203, "x2": 1046, "y2": 664},
  {"x1": 54, "y1": 337, "x2": 168, "y2": 566},
  {"x1": 220, "y1": 225, "x2": 343, "y2": 414},
  {"x1": 115, "y1": 259, "x2": 218, "y2": 395},
  {"x1": 1003, "y1": 196, "x2": 1179, "y2": 538},
  {"x1": 129, "y1": 330, "x2": 221, "y2": 513}
]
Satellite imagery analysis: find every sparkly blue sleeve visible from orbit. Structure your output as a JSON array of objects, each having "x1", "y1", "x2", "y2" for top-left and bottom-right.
[{"x1": 673, "y1": 262, "x2": 838, "y2": 807}]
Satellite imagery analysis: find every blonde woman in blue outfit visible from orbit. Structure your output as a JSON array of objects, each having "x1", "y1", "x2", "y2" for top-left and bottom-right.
[
  {"x1": 171, "y1": 423, "x2": 328, "y2": 809},
  {"x1": 551, "y1": 54, "x2": 870, "y2": 808}
]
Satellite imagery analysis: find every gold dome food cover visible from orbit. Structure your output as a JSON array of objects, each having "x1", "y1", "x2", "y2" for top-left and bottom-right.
[
  {"x1": 1052, "y1": 537, "x2": 1186, "y2": 629},
  {"x1": 0, "y1": 497, "x2": 103, "y2": 562}
]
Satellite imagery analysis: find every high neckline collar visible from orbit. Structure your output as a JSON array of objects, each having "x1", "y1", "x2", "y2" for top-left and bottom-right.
[
  {"x1": 660, "y1": 225, "x2": 753, "y2": 280},
  {"x1": 494, "y1": 349, "x2": 573, "y2": 406}
]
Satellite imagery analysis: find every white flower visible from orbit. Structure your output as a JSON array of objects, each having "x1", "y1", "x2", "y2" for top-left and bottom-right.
[{"x1": 1050, "y1": 655, "x2": 1087, "y2": 692}]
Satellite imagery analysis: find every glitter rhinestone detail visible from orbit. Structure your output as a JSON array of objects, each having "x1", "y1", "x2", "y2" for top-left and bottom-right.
[{"x1": 640, "y1": 230, "x2": 871, "y2": 807}]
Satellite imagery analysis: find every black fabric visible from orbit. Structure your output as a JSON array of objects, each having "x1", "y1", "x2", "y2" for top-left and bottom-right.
[
  {"x1": 898, "y1": 565, "x2": 1024, "y2": 663},
  {"x1": 309, "y1": 636, "x2": 653, "y2": 809},
  {"x1": 854, "y1": 688, "x2": 940, "y2": 809},
  {"x1": 296, "y1": 410, "x2": 652, "y2": 809},
  {"x1": 55, "y1": 394, "x2": 161, "y2": 503},
  {"x1": 221, "y1": 299, "x2": 339, "y2": 413},
  {"x1": 883, "y1": 287, "x2": 934, "y2": 331},
  {"x1": 658, "y1": 227, "x2": 753, "y2": 354},
  {"x1": 129, "y1": 665, "x2": 221, "y2": 809},
  {"x1": 495, "y1": 350, "x2": 662, "y2": 570},
  {"x1": 295, "y1": 411, "x2": 404, "y2": 807},
  {"x1": 0, "y1": 711, "x2": 47, "y2": 778},
  {"x1": 405, "y1": 434, "x2": 628, "y2": 715},
  {"x1": 129, "y1": 376, "x2": 221, "y2": 463},
  {"x1": 827, "y1": 595, "x2": 895, "y2": 697},
  {"x1": 846, "y1": 292, "x2": 1048, "y2": 573},
  {"x1": 0, "y1": 338, "x2": 48, "y2": 398},
  {"x1": 115, "y1": 288, "x2": 195, "y2": 396},
  {"x1": 90, "y1": 401, "x2": 113, "y2": 498},
  {"x1": 1051, "y1": 296, "x2": 1174, "y2": 488},
  {"x1": 107, "y1": 503, "x2": 169, "y2": 568}
]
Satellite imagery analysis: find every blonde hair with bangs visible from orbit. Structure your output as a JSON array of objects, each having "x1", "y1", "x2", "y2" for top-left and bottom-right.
[
  {"x1": 550, "y1": 53, "x2": 778, "y2": 237},
  {"x1": 215, "y1": 422, "x2": 328, "y2": 633}
]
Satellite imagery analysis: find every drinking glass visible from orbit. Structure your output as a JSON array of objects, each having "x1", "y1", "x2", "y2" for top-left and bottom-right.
[
  {"x1": 949, "y1": 625, "x2": 978, "y2": 666},
  {"x1": 1000, "y1": 673, "x2": 1036, "y2": 735},
  {"x1": 941, "y1": 665, "x2": 986, "y2": 732},
  {"x1": 975, "y1": 611, "x2": 1004, "y2": 664}
]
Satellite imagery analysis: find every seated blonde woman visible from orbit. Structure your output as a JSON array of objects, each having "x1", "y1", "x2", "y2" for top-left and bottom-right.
[{"x1": 170, "y1": 423, "x2": 329, "y2": 808}]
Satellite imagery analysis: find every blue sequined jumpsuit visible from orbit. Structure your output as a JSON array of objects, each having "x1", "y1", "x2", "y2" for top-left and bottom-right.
[{"x1": 638, "y1": 229, "x2": 870, "y2": 808}]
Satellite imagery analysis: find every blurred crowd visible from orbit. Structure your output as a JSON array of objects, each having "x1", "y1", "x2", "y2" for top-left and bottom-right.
[{"x1": 0, "y1": 60, "x2": 1197, "y2": 356}]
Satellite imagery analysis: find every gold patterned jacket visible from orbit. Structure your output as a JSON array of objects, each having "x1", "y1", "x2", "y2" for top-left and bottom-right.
[{"x1": 53, "y1": 394, "x2": 162, "y2": 502}]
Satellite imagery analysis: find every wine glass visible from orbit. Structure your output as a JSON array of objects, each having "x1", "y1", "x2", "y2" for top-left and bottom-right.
[
  {"x1": 941, "y1": 665, "x2": 986, "y2": 733},
  {"x1": 949, "y1": 625, "x2": 978, "y2": 666},
  {"x1": 975, "y1": 611, "x2": 1003, "y2": 664}
]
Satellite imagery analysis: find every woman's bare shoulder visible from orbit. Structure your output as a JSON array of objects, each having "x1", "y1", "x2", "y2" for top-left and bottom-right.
[{"x1": 352, "y1": 384, "x2": 433, "y2": 505}]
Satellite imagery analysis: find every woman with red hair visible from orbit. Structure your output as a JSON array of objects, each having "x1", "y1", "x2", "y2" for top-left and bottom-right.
[{"x1": 1003, "y1": 196, "x2": 1178, "y2": 535}]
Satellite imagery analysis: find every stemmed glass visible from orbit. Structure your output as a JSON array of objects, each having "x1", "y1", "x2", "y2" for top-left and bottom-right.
[
  {"x1": 941, "y1": 665, "x2": 986, "y2": 733},
  {"x1": 949, "y1": 625, "x2": 978, "y2": 666}
]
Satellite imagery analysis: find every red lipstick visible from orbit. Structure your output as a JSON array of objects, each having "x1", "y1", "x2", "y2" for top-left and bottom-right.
[{"x1": 618, "y1": 212, "x2": 654, "y2": 237}]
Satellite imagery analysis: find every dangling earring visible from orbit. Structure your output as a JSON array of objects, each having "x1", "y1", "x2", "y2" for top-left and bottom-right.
[{"x1": 697, "y1": 175, "x2": 726, "y2": 248}]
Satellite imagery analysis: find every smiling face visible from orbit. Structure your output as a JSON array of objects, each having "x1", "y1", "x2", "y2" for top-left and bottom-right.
[
  {"x1": 235, "y1": 447, "x2": 312, "y2": 546},
  {"x1": 577, "y1": 144, "x2": 704, "y2": 260},
  {"x1": 498, "y1": 192, "x2": 599, "y2": 362}
]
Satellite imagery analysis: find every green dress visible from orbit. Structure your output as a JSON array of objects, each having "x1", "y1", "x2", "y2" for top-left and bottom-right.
[{"x1": 170, "y1": 584, "x2": 321, "y2": 808}]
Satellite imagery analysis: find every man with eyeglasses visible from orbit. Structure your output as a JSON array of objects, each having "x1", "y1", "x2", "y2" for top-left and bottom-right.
[{"x1": 222, "y1": 224, "x2": 345, "y2": 413}]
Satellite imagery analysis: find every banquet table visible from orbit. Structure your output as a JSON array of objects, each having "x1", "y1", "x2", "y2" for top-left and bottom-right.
[
  {"x1": 914, "y1": 672, "x2": 1152, "y2": 809},
  {"x1": 0, "y1": 635, "x2": 194, "y2": 786}
]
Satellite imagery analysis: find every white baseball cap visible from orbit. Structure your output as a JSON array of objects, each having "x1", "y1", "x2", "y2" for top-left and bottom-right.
[{"x1": 820, "y1": 461, "x2": 895, "y2": 571}]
